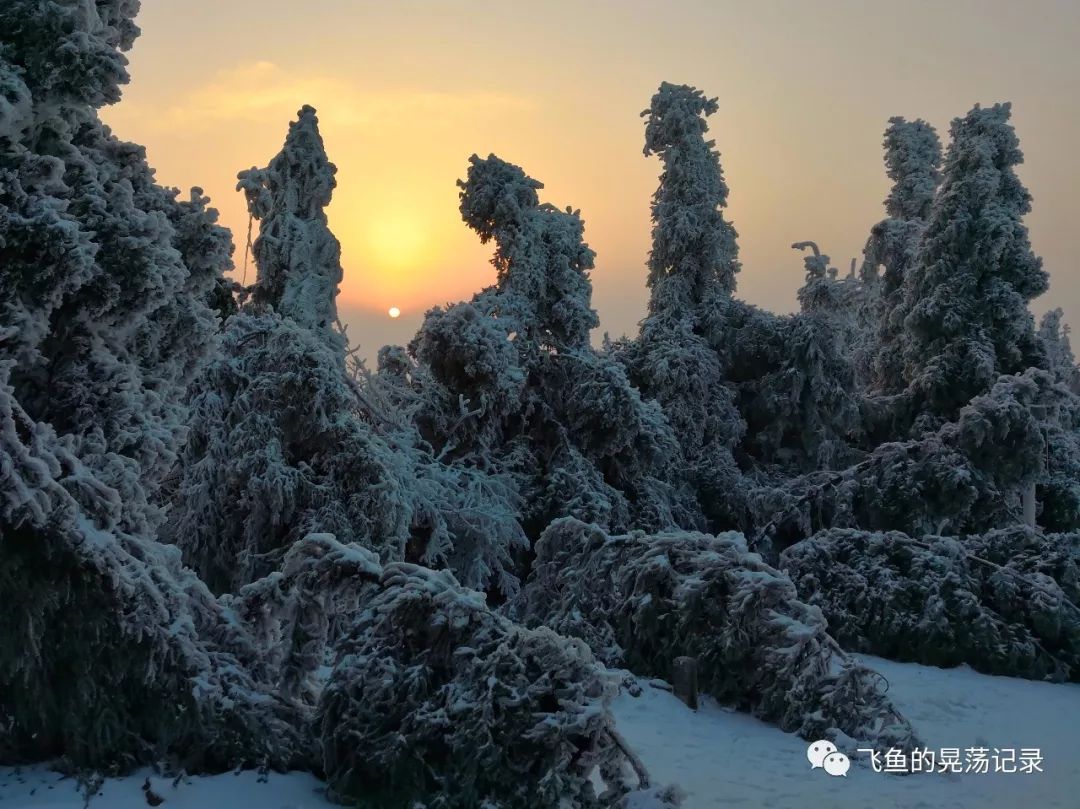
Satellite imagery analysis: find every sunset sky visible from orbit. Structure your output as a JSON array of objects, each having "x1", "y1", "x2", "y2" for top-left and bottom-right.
[{"x1": 103, "y1": 0, "x2": 1080, "y2": 358}]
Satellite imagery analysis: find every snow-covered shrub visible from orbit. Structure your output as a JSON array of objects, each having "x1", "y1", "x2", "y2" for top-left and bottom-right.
[
  {"x1": 368, "y1": 338, "x2": 531, "y2": 598},
  {"x1": 230, "y1": 533, "x2": 383, "y2": 705},
  {"x1": 317, "y1": 563, "x2": 668, "y2": 808},
  {"x1": 781, "y1": 527, "x2": 1080, "y2": 681},
  {"x1": 738, "y1": 262, "x2": 864, "y2": 473},
  {"x1": 511, "y1": 518, "x2": 918, "y2": 751},
  {"x1": 751, "y1": 369, "x2": 1064, "y2": 550}
]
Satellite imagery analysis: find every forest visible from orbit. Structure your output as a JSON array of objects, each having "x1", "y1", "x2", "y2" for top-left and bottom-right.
[{"x1": 2, "y1": 3, "x2": 1079, "y2": 808}]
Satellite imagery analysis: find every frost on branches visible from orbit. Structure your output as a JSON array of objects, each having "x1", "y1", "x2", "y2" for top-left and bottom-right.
[
  {"x1": 0, "y1": 388, "x2": 307, "y2": 770},
  {"x1": 782, "y1": 526, "x2": 1080, "y2": 681},
  {"x1": 318, "y1": 563, "x2": 679, "y2": 809},
  {"x1": 229, "y1": 533, "x2": 383, "y2": 707},
  {"x1": 511, "y1": 518, "x2": 918, "y2": 752}
]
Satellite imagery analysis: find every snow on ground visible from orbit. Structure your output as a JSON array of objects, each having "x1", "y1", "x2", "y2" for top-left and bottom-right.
[
  {"x1": 614, "y1": 654, "x2": 1080, "y2": 809},
  {"x1": 0, "y1": 767, "x2": 331, "y2": 808},
  {"x1": 3, "y1": 655, "x2": 1078, "y2": 809}
]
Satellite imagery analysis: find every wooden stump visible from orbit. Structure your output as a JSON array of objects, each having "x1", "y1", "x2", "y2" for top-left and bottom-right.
[{"x1": 672, "y1": 656, "x2": 699, "y2": 710}]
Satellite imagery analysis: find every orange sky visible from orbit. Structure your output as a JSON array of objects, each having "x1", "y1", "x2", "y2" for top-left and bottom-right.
[{"x1": 103, "y1": 0, "x2": 1080, "y2": 357}]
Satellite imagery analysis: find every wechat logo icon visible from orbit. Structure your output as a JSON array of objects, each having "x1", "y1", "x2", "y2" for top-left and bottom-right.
[{"x1": 807, "y1": 740, "x2": 851, "y2": 777}]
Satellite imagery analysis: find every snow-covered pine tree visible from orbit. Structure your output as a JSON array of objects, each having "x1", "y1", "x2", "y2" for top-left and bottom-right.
[
  {"x1": 511, "y1": 518, "x2": 919, "y2": 752},
  {"x1": 855, "y1": 118, "x2": 941, "y2": 367},
  {"x1": 898, "y1": 103, "x2": 1048, "y2": 428},
  {"x1": 641, "y1": 82, "x2": 739, "y2": 311},
  {"x1": 408, "y1": 154, "x2": 697, "y2": 551},
  {"x1": 170, "y1": 111, "x2": 531, "y2": 597},
  {"x1": 1, "y1": 0, "x2": 305, "y2": 771},
  {"x1": 857, "y1": 117, "x2": 943, "y2": 394},
  {"x1": 611, "y1": 83, "x2": 746, "y2": 527},
  {"x1": 318, "y1": 562, "x2": 679, "y2": 808},
  {"x1": 1, "y1": 5, "x2": 224, "y2": 508},
  {"x1": 165, "y1": 107, "x2": 413, "y2": 593},
  {"x1": 236, "y1": 105, "x2": 344, "y2": 350}
]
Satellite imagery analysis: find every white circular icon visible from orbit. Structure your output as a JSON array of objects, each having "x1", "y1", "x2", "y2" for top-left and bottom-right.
[
  {"x1": 807, "y1": 739, "x2": 838, "y2": 769},
  {"x1": 823, "y1": 751, "x2": 851, "y2": 777}
]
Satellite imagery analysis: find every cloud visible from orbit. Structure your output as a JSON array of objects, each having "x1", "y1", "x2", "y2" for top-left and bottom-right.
[{"x1": 113, "y1": 61, "x2": 535, "y2": 132}]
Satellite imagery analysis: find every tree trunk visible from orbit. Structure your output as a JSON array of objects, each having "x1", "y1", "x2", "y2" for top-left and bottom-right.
[{"x1": 1022, "y1": 483, "x2": 1037, "y2": 529}]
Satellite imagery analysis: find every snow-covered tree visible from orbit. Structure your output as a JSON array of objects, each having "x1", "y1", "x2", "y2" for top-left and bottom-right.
[
  {"x1": 318, "y1": 562, "x2": 677, "y2": 808},
  {"x1": 171, "y1": 112, "x2": 532, "y2": 597},
  {"x1": 164, "y1": 307, "x2": 411, "y2": 594},
  {"x1": 511, "y1": 518, "x2": 919, "y2": 752},
  {"x1": 881, "y1": 116, "x2": 942, "y2": 223},
  {"x1": 1, "y1": 4, "x2": 305, "y2": 770},
  {"x1": 858, "y1": 117, "x2": 942, "y2": 395},
  {"x1": 1, "y1": 27, "x2": 223, "y2": 508},
  {"x1": 408, "y1": 154, "x2": 697, "y2": 552},
  {"x1": 236, "y1": 105, "x2": 344, "y2": 349},
  {"x1": 641, "y1": 82, "x2": 739, "y2": 310},
  {"x1": 229, "y1": 532, "x2": 383, "y2": 707},
  {"x1": 898, "y1": 103, "x2": 1048, "y2": 426},
  {"x1": 751, "y1": 369, "x2": 1063, "y2": 550},
  {"x1": 166, "y1": 108, "x2": 422, "y2": 593},
  {"x1": 170, "y1": 186, "x2": 240, "y2": 323},
  {"x1": 612, "y1": 83, "x2": 746, "y2": 527},
  {"x1": 782, "y1": 526, "x2": 1080, "y2": 681},
  {"x1": 1031, "y1": 310, "x2": 1080, "y2": 530},
  {"x1": 0, "y1": 389, "x2": 309, "y2": 770},
  {"x1": 1039, "y1": 308, "x2": 1080, "y2": 394},
  {"x1": 366, "y1": 342, "x2": 530, "y2": 597},
  {"x1": 457, "y1": 153, "x2": 599, "y2": 349},
  {"x1": 747, "y1": 242, "x2": 863, "y2": 470}
]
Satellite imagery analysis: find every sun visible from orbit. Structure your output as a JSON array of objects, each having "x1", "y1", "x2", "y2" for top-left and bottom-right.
[{"x1": 388, "y1": 306, "x2": 401, "y2": 319}]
